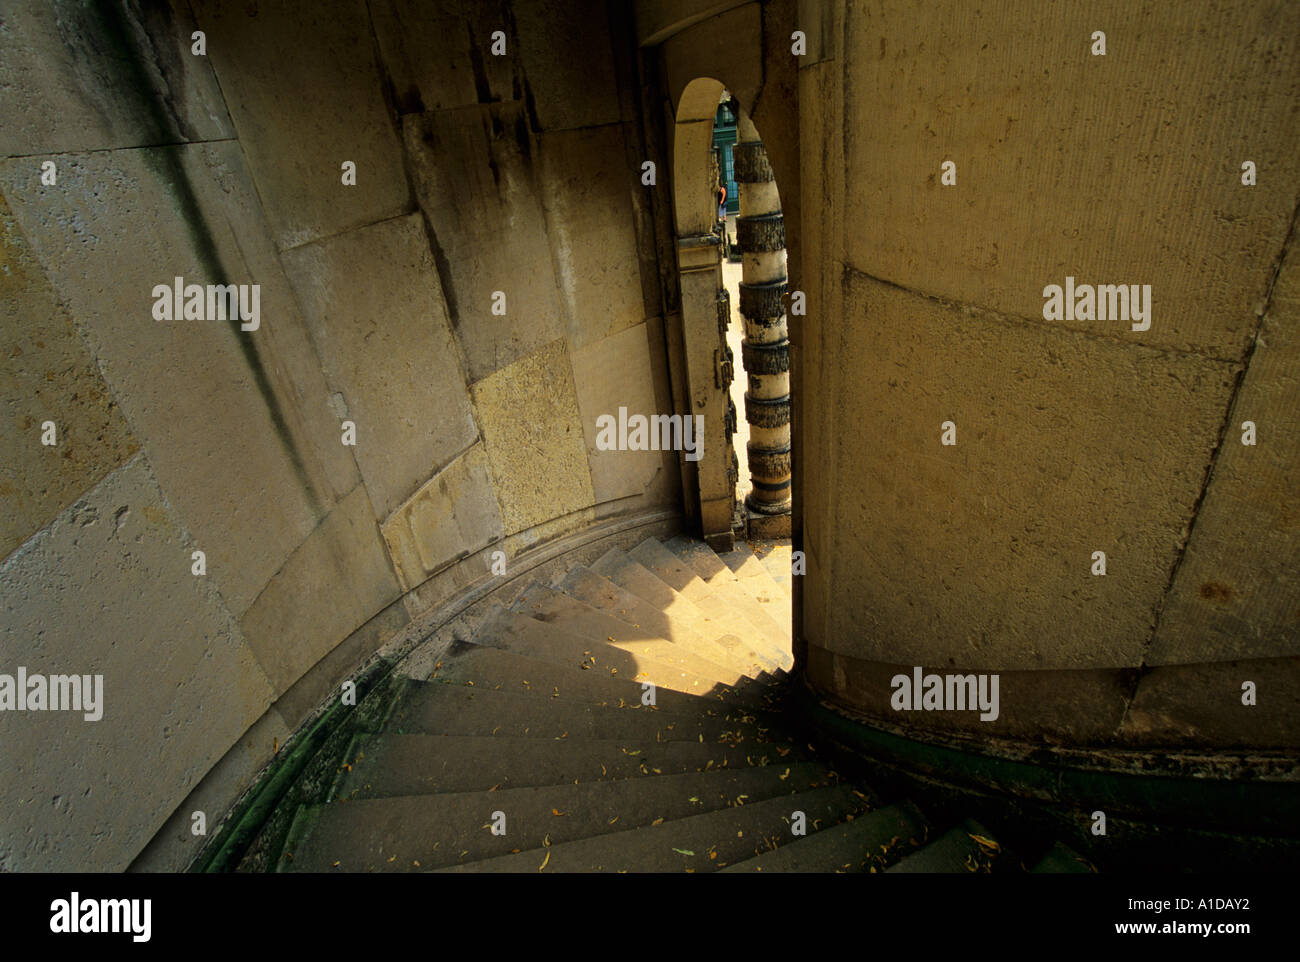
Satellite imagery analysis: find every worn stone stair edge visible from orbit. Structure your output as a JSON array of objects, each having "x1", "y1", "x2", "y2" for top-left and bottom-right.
[
  {"x1": 464, "y1": 611, "x2": 768, "y2": 705},
  {"x1": 439, "y1": 785, "x2": 867, "y2": 873},
  {"x1": 330, "y1": 733, "x2": 814, "y2": 803},
  {"x1": 502, "y1": 582, "x2": 760, "y2": 684},
  {"x1": 586, "y1": 549, "x2": 787, "y2": 670},
  {"x1": 720, "y1": 800, "x2": 930, "y2": 873},
  {"x1": 284, "y1": 763, "x2": 837, "y2": 871},
  {"x1": 429, "y1": 638, "x2": 778, "y2": 713},
  {"x1": 555, "y1": 564, "x2": 785, "y2": 679},
  {"x1": 388, "y1": 508, "x2": 684, "y2": 679},
  {"x1": 388, "y1": 679, "x2": 794, "y2": 744}
]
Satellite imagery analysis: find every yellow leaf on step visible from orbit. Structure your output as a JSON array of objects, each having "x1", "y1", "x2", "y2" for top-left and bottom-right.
[
  {"x1": 539, "y1": 851, "x2": 551, "y2": 872},
  {"x1": 652, "y1": 818, "x2": 664, "y2": 826}
]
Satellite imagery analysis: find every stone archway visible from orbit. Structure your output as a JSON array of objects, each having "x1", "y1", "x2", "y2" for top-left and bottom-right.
[{"x1": 671, "y1": 79, "x2": 792, "y2": 549}]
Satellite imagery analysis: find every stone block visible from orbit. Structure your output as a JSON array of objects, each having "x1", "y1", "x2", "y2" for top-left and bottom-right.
[
  {"x1": 471, "y1": 339, "x2": 595, "y2": 535},
  {"x1": 0, "y1": 0, "x2": 233, "y2": 155},
  {"x1": 239, "y1": 484, "x2": 401, "y2": 696},
  {"x1": 841, "y1": 0, "x2": 1300, "y2": 359},
  {"x1": 403, "y1": 104, "x2": 566, "y2": 382},
  {"x1": 369, "y1": 0, "x2": 517, "y2": 114},
  {"x1": 0, "y1": 456, "x2": 275, "y2": 871},
  {"x1": 281, "y1": 213, "x2": 478, "y2": 520},
  {"x1": 0, "y1": 192, "x2": 138, "y2": 560},
  {"x1": 1148, "y1": 231, "x2": 1300, "y2": 663},
  {"x1": 192, "y1": 0, "x2": 411, "y2": 250},
  {"x1": 539, "y1": 127, "x2": 647, "y2": 350},
  {"x1": 571, "y1": 322, "x2": 676, "y2": 505},
  {"x1": 821, "y1": 272, "x2": 1235, "y2": 671},
  {"x1": 514, "y1": 0, "x2": 621, "y2": 131},
  {"x1": 380, "y1": 442, "x2": 505, "y2": 592},
  {"x1": 0, "y1": 143, "x2": 348, "y2": 616}
]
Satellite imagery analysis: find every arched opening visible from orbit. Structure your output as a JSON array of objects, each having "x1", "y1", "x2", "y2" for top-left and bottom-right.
[{"x1": 670, "y1": 78, "x2": 792, "y2": 551}]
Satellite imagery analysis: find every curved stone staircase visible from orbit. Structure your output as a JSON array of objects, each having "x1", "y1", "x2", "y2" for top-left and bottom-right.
[{"x1": 266, "y1": 534, "x2": 1093, "y2": 874}]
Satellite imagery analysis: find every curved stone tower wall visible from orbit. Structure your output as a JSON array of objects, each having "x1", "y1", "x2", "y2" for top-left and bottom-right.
[
  {"x1": 0, "y1": 0, "x2": 679, "y2": 871},
  {"x1": 795, "y1": 0, "x2": 1300, "y2": 759}
]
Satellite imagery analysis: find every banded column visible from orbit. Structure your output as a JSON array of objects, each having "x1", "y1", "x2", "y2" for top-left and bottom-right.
[{"x1": 733, "y1": 140, "x2": 791, "y2": 515}]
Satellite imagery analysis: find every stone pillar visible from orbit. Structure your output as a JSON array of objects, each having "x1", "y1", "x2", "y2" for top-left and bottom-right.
[{"x1": 733, "y1": 140, "x2": 792, "y2": 517}]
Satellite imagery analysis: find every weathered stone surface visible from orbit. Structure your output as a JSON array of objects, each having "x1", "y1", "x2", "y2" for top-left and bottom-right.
[
  {"x1": 370, "y1": 0, "x2": 518, "y2": 114},
  {"x1": 571, "y1": 322, "x2": 677, "y2": 505},
  {"x1": 1148, "y1": 231, "x2": 1300, "y2": 664},
  {"x1": 0, "y1": 144, "x2": 342, "y2": 616},
  {"x1": 661, "y1": 3, "x2": 763, "y2": 114},
  {"x1": 127, "y1": 707, "x2": 290, "y2": 872},
  {"x1": 1121, "y1": 658, "x2": 1300, "y2": 748},
  {"x1": 192, "y1": 0, "x2": 411, "y2": 250},
  {"x1": 514, "y1": 0, "x2": 621, "y2": 131},
  {"x1": 0, "y1": 456, "x2": 275, "y2": 872},
  {"x1": 820, "y1": 272, "x2": 1235, "y2": 671},
  {"x1": 240, "y1": 484, "x2": 400, "y2": 696},
  {"x1": 736, "y1": 212, "x2": 785, "y2": 252},
  {"x1": 539, "y1": 127, "x2": 647, "y2": 351},
  {"x1": 282, "y1": 213, "x2": 478, "y2": 520},
  {"x1": 380, "y1": 443, "x2": 505, "y2": 592},
  {"x1": 841, "y1": 0, "x2": 1300, "y2": 359},
  {"x1": 403, "y1": 104, "x2": 565, "y2": 382},
  {"x1": 0, "y1": 0, "x2": 233, "y2": 156},
  {"x1": 471, "y1": 339, "x2": 595, "y2": 534},
  {"x1": 0, "y1": 193, "x2": 139, "y2": 560}
]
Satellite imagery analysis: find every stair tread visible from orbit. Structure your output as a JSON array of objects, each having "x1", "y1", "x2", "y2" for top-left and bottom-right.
[
  {"x1": 631, "y1": 538, "x2": 792, "y2": 666},
  {"x1": 886, "y1": 819, "x2": 1005, "y2": 873},
  {"x1": 664, "y1": 534, "x2": 794, "y2": 638},
  {"x1": 590, "y1": 548, "x2": 784, "y2": 672},
  {"x1": 754, "y1": 542, "x2": 795, "y2": 598},
  {"x1": 440, "y1": 784, "x2": 866, "y2": 873},
  {"x1": 721, "y1": 800, "x2": 928, "y2": 873},
  {"x1": 1031, "y1": 840, "x2": 1096, "y2": 874},
  {"x1": 473, "y1": 606, "x2": 757, "y2": 696},
  {"x1": 521, "y1": 578, "x2": 770, "y2": 682},
  {"x1": 331, "y1": 733, "x2": 807, "y2": 801},
  {"x1": 428, "y1": 641, "x2": 770, "y2": 713},
  {"x1": 387, "y1": 682, "x2": 791, "y2": 748},
  {"x1": 285, "y1": 763, "x2": 836, "y2": 872}
]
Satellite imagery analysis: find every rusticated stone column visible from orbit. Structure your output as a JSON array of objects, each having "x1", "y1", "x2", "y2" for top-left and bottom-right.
[{"x1": 733, "y1": 140, "x2": 791, "y2": 516}]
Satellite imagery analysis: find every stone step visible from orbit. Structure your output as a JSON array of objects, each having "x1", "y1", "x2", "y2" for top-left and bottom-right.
[
  {"x1": 427, "y1": 640, "x2": 768, "y2": 714},
  {"x1": 629, "y1": 537, "x2": 790, "y2": 666},
  {"x1": 282, "y1": 762, "x2": 835, "y2": 872},
  {"x1": 664, "y1": 534, "x2": 793, "y2": 637},
  {"x1": 1031, "y1": 840, "x2": 1096, "y2": 873},
  {"x1": 559, "y1": 564, "x2": 781, "y2": 681},
  {"x1": 720, "y1": 800, "x2": 928, "y2": 872},
  {"x1": 512, "y1": 581, "x2": 764, "y2": 684},
  {"x1": 441, "y1": 784, "x2": 867, "y2": 872},
  {"x1": 474, "y1": 607, "x2": 753, "y2": 698},
  {"x1": 386, "y1": 682, "x2": 788, "y2": 749},
  {"x1": 713, "y1": 539, "x2": 794, "y2": 616},
  {"x1": 886, "y1": 819, "x2": 1007, "y2": 873},
  {"x1": 329, "y1": 732, "x2": 806, "y2": 801},
  {"x1": 755, "y1": 542, "x2": 795, "y2": 598},
  {"x1": 590, "y1": 548, "x2": 783, "y2": 674}
]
